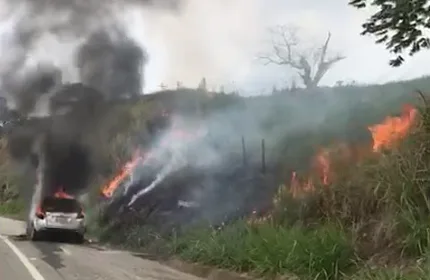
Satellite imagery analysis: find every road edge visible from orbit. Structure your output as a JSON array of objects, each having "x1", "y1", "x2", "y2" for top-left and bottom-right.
[{"x1": 0, "y1": 235, "x2": 46, "y2": 280}]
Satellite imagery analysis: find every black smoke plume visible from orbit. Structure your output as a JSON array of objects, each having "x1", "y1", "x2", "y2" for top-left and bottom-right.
[
  {"x1": 39, "y1": 83, "x2": 106, "y2": 197},
  {"x1": 2, "y1": 65, "x2": 62, "y2": 115},
  {"x1": 77, "y1": 27, "x2": 147, "y2": 98},
  {"x1": 0, "y1": 0, "x2": 171, "y2": 207}
]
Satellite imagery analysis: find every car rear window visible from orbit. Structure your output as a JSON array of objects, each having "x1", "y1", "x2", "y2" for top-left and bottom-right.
[{"x1": 41, "y1": 197, "x2": 81, "y2": 213}]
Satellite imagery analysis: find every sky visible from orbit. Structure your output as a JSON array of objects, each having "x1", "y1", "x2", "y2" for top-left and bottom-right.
[
  {"x1": 1, "y1": 0, "x2": 430, "y2": 96},
  {"x1": 134, "y1": 0, "x2": 430, "y2": 95}
]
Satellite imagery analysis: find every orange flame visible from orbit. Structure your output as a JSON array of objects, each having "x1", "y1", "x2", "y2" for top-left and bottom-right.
[
  {"x1": 314, "y1": 149, "x2": 330, "y2": 185},
  {"x1": 54, "y1": 187, "x2": 74, "y2": 199},
  {"x1": 289, "y1": 104, "x2": 418, "y2": 198},
  {"x1": 248, "y1": 104, "x2": 419, "y2": 224},
  {"x1": 101, "y1": 151, "x2": 142, "y2": 198},
  {"x1": 368, "y1": 104, "x2": 418, "y2": 152},
  {"x1": 290, "y1": 171, "x2": 315, "y2": 198},
  {"x1": 100, "y1": 125, "x2": 200, "y2": 198}
]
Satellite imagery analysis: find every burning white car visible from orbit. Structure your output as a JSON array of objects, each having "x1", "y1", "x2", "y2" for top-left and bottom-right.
[{"x1": 26, "y1": 191, "x2": 86, "y2": 243}]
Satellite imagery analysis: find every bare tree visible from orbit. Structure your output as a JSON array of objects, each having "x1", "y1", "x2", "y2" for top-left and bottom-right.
[{"x1": 259, "y1": 25, "x2": 345, "y2": 89}]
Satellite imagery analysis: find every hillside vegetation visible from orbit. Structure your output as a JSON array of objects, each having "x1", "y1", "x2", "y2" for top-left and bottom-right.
[{"x1": 2, "y1": 77, "x2": 430, "y2": 279}]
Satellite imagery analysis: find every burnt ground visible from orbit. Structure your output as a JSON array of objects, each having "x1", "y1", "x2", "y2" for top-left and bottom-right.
[{"x1": 98, "y1": 155, "x2": 277, "y2": 239}]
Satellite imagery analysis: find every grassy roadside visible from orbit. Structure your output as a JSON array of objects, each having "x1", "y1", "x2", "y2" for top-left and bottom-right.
[
  {"x1": 3, "y1": 81, "x2": 430, "y2": 279},
  {"x1": 0, "y1": 199, "x2": 26, "y2": 220},
  {"x1": 88, "y1": 89, "x2": 430, "y2": 279},
  {"x1": 0, "y1": 136, "x2": 26, "y2": 221},
  {"x1": 168, "y1": 223, "x2": 430, "y2": 280},
  {"x1": 151, "y1": 104, "x2": 430, "y2": 280},
  {"x1": 170, "y1": 222, "x2": 355, "y2": 279}
]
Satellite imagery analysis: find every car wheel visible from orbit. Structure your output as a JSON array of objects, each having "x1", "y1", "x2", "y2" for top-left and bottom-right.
[
  {"x1": 27, "y1": 223, "x2": 41, "y2": 241},
  {"x1": 74, "y1": 233, "x2": 84, "y2": 244}
]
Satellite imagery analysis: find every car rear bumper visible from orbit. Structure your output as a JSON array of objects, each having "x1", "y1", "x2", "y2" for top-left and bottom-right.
[{"x1": 33, "y1": 217, "x2": 86, "y2": 235}]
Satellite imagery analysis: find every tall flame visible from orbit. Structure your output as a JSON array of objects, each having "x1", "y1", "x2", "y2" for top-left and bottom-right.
[
  {"x1": 368, "y1": 104, "x2": 418, "y2": 152},
  {"x1": 289, "y1": 104, "x2": 418, "y2": 198},
  {"x1": 54, "y1": 187, "x2": 74, "y2": 199},
  {"x1": 101, "y1": 151, "x2": 142, "y2": 198},
  {"x1": 99, "y1": 121, "x2": 200, "y2": 199}
]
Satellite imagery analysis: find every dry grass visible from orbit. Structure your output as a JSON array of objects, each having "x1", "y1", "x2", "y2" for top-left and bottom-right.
[
  {"x1": 169, "y1": 105, "x2": 430, "y2": 279},
  {"x1": 5, "y1": 84, "x2": 430, "y2": 279}
]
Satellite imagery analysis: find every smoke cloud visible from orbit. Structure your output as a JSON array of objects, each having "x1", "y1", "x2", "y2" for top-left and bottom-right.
[
  {"x1": 0, "y1": 0, "x2": 173, "y2": 111},
  {"x1": 0, "y1": 0, "x2": 181, "y2": 220},
  {"x1": 77, "y1": 27, "x2": 147, "y2": 99},
  {"x1": 136, "y1": 0, "x2": 266, "y2": 91}
]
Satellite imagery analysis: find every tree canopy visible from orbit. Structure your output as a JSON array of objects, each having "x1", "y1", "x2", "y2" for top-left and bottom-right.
[{"x1": 350, "y1": 0, "x2": 430, "y2": 66}]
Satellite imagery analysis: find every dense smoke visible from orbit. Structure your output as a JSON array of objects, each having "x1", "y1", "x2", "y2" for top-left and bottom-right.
[
  {"x1": 0, "y1": 0, "x2": 179, "y2": 218},
  {"x1": 40, "y1": 84, "x2": 105, "y2": 197},
  {"x1": 0, "y1": 0, "x2": 173, "y2": 111},
  {"x1": 101, "y1": 84, "x2": 405, "y2": 231},
  {"x1": 77, "y1": 28, "x2": 147, "y2": 99},
  {"x1": 102, "y1": 98, "x2": 283, "y2": 228}
]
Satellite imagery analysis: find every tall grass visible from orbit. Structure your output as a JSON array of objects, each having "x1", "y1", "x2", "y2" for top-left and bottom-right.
[
  {"x1": 0, "y1": 199, "x2": 25, "y2": 219},
  {"x1": 167, "y1": 102, "x2": 430, "y2": 279},
  {"x1": 5, "y1": 81, "x2": 430, "y2": 278},
  {"x1": 170, "y1": 222, "x2": 355, "y2": 279}
]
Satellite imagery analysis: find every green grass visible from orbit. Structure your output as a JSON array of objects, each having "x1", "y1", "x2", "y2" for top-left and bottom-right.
[
  {"x1": 170, "y1": 222, "x2": 355, "y2": 279},
  {"x1": 347, "y1": 252, "x2": 430, "y2": 280},
  {"x1": 0, "y1": 199, "x2": 25, "y2": 220}
]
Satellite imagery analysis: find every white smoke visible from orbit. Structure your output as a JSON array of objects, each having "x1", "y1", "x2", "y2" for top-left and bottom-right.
[
  {"x1": 128, "y1": 154, "x2": 185, "y2": 206},
  {"x1": 29, "y1": 139, "x2": 45, "y2": 221},
  {"x1": 126, "y1": 116, "x2": 216, "y2": 206},
  {"x1": 131, "y1": 0, "x2": 266, "y2": 91}
]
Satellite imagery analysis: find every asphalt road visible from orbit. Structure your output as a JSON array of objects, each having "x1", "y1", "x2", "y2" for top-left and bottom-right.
[{"x1": 0, "y1": 217, "x2": 202, "y2": 280}]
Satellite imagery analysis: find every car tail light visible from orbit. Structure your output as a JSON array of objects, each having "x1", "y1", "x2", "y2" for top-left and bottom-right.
[{"x1": 35, "y1": 206, "x2": 45, "y2": 219}]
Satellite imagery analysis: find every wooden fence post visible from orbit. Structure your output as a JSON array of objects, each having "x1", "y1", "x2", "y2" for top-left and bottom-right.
[
  {"x1": 242, "y1": 136, "x2": 247, "y2": 167},
  {"x1": 261, "y1": 139, "x2": 266, "y2": 173}
]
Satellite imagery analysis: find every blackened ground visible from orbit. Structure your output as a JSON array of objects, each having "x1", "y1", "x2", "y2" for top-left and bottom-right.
[{"x1": 99, "y1": 159, "x2": 276, "y2": 237}]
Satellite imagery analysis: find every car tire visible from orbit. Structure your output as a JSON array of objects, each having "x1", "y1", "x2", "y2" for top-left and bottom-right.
[
  {"x1": 27, "y1": 223, "x2": 41, "y2": 241},
  {"x1": 74, "y1": 233, "x2": 84, "y2": 244}
]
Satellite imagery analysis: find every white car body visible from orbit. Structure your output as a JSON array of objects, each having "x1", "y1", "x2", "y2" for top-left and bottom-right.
[
  {"x1": 32, "y1": 211, "x2": 85, "y2": 234},
  {"x1": 27, "y1": 196, "x2": 86, "y2": 242}
]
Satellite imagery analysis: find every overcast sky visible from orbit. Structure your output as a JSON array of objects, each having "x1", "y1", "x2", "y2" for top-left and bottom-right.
[
  {"x1": 1, "y1": 0, "x2": 429, "y2": 96},
  {"x1": 136, "y1": 0, "x2": 430, "y2": 94}
]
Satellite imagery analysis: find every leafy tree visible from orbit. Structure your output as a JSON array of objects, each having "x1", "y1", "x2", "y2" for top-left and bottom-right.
[{"x1": 350, "y1": 0, "x2": 430, "y2": 66}]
